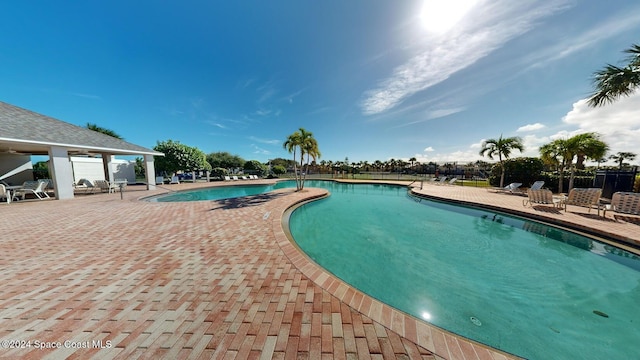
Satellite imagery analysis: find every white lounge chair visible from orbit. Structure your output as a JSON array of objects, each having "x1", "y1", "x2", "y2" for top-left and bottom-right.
[
  {"x1": 13, "y1": 180, "x2": 50, "y2": 200},
  {"x1": 170, "y1": 176, "x2": 180, "y2": 184},
  {"x1": 232, "y1": 176, "x2": 239, "y2": 181},
  {"x1": 155, "y1": 176, "x2": 165, "y2": 185},
  {"x1": 75, "y1": 179, "x2": 98, "y2": 194},
  {"x1": 224, "y1": 176, "x2": 231, "y2": 181},
  {"x1": 490, "y1": 182, "x2": 523, "y2": 195}
]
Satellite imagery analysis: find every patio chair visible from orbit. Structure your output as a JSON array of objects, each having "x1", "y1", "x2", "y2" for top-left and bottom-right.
[
  {"x1": 603, "y1": 192, "x2": 640, "y2": 218},
  {"x1": 523, "y1": 189, "x2": 562, "y2": 208},
  {"x1": 446, "y1": 178, "x2": 458, "y2": 185},
  {"x1": 232, "y1": 176, "x2": 239, "y2": 181},
  {"x1": 155, "y1": 176, "x2": 165, "y2": 185},
  {"x1": 224, "y1": 176, "x2": 231, "y2": 181},
  {"x1": 562, "y1": 188, "x2": 602, "y2": 215},
  {"x1": 93, "y1": 179, "x2": 118, "y2": 193},
  {"x1": 13, "y1": 180, "x2": 50, "y2": 200},
  {"x1": 0, "y1": 184, "x2": 9, "y2": 203},
  {"x1": 170, "y1": 176, "x2": 180, "y2": 184}
]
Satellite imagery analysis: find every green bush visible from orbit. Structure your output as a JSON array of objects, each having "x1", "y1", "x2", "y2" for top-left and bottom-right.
[
  {"x1": 488, "y1": 157, "x2": 544, "y2": 187},
  {"x1": 210, "y1": 167, "x2": 228, "y2": 179},
  {"x1": 271, "y1": 165, "x2": 287, "y2": 175},
  {"x1": 634, "y1": 174, "x2": 640, "y2": 192},
  {"x1": 243, "y1": 160, "x2": 267, "y2": 176}
]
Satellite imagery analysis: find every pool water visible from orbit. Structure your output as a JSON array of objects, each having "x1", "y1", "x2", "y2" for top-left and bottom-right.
[
  {"x1": 148, "y1": 180, "x2": 640, "y2": 358},
  {"x1": 286, "y1": 182, "x2": 640, "y2": 359}
]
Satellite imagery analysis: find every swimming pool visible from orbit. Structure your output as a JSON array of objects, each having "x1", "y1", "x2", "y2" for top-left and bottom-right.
[{"x1": 148, "y1": 180, "x2": 640, "y2": 358}]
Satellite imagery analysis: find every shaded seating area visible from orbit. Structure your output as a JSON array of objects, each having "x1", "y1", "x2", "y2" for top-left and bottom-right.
[
  {"x1": 603, "y1": 192, "x2": 640, "y2": 220},
  {"x1": 523, "y1": 188, "x2": 563, "y2": 208},
  {"x1": 562, "y1": 188, "x2": 602, "y2": 215}
]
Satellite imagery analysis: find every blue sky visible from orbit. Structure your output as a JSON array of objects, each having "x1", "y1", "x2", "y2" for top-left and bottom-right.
[{"x1": 1, "y1": 1, "x2": 639, "y2": 165}]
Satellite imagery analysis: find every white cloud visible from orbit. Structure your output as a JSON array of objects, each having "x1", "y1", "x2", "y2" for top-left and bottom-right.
[
  {"x1": 526, "y1": 10, "x2": 640, "y2": 69},
  {"x1": 248, "y1": 136, "x2": 281, "y2": 145},
  {"x1": 561, "y1": 92, "x2": 640, "y2": 156},
  {"x1": 517, "y1": 123, "x2": 546, "y2": 132},
  {"x1": 427, "y1": 107, "x2": 465, "y2": 120},
  {"x1": 360, "y1": 0, "x2": 571, "y2": 115},
  {"x1": 424, "y1": 146, "x2": 435, "y2": 152}
]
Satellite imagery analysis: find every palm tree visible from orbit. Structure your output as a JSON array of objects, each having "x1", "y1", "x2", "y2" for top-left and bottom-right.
[
  {"x1": 300, "y1": 130, "x2": 321, "y2": 189},
  {"x1": 588, "y1": 43, "x2": 640, "y2": 107},
  {"x1": 283, "y1": 131, "x2": 302, "y2": 190},
  {"x1": 283, "y1": 128, "x2": 320, "y2": 191},
  {"x1": 609, "y1": 152, "x2": 637, "y2": 170},
  {"x1": 86, "y1": 123, "x2": 123, "y2": 139},
  {"x1": 565, "y1": 133, "x2": 609, "y2": 191},
  {"x1": 539, "y1": 139, "x2": 571, "y2": 193},
  {"x1": 479, "y1": 135, "x2": 524, "y2": 188}
]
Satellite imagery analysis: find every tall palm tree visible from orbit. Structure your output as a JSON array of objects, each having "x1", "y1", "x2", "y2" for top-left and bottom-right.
[
  {"x1": 300, "y1": 130, "x2": 321, "y2": 189},
  {"x1": 479, "y1": 135, "x2": 524, "y2": 188},
  {"x1": 539, "y1": 139, "x2": 571, "y2": 193},
  {"x1": 283, "y1": 131, "x2": 302, "y2": 190},
  {"x1": 565, "y1": 133, "x2": 609, "y2": 191},
  {"x1": 588, "y1": 43, "x2": 640, "y2": 107},
  {"x1": 609, "y1": 151, "x2": 637, "y2": 170},
  {"x1": 283, "y1": 128, "x2": 320, "y2": 191}
]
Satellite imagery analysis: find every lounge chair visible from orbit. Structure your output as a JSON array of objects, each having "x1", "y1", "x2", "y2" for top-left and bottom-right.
[
  {"x1": 170, "y1": 176, "x2": 180, "y2": 184},
  {"x1": 529, "y1": 181, "x2": 545, "y2": 190},
  {"x1": 232, "y1": 176, "x2": 239, "y2": 181},
  {"x1": 224, "y1": 176, "x2": 231, "y2": 181},
  {"x1": 446, "y1": 178, "x2": 458, "y2": 186},
  {"x1": 523, "y1": 189, "x2": 562, "y2": 208},
  {"x1": 490, "y1": 182, "x2": 523, "y2": 195},
  {"x1": 13, "y1": 180, "x2": 50, "y2": 200},
  {"x1": 433, "y1": 176, "x2": 447, "y2": 185},
  {"x1": 562, "y1": 188, "x2": 602, "y2": 214},
  {"x1": 93, "y1": 179, "x2": 118, "y2": 193},
  {"x1": 603, "y1": 192, "x2": 640, "y2": 219},
  {"x1": 155, "y1": 176, "x2": 165, "y2": 185}
]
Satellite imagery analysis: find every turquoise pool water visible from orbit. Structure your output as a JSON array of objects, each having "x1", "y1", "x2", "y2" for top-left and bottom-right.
[{"x1": 149, "y1": 180, "x2": 640, "y2": 358}]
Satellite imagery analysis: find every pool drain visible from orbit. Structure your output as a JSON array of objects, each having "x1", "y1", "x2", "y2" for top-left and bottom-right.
[{"x1": 470, "y1": 316, "x2": 482, "y2": 326}]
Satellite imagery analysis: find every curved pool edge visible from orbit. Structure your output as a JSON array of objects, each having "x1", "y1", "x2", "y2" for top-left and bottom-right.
[
  {"x1": 273, "y1": 187, "x2": 522, "y2": 360},
  {"x1": 409, "y1": 188, "x2": 640, "y2": 256}
]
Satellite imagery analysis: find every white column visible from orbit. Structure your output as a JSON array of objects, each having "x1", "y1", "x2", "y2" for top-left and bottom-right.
[
  {"x1": 49, "y1": 146, "x2": 74, "y2": 200},
  {"x1": 144, "y1": 155, "x2": 157, "y2": 190}
]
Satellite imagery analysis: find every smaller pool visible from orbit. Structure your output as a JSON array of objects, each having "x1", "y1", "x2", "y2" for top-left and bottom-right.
[{"x1": 145, "y1": 180, "x2": 300, "y2": 202}]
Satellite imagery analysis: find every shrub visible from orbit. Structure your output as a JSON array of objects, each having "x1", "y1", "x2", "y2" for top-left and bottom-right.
[{"x1": 488, "y1": 157, "x2": 544, "y2": 187}]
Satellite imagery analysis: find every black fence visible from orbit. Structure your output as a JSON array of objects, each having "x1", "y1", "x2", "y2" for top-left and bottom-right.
[{"x1": 593, "y1": 168, "x2": 638, "y2": 199}]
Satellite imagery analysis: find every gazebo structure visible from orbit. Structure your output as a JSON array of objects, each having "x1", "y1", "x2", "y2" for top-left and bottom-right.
[{"x1": 0, "y1": 101, "x2": 163, "y2": 200}]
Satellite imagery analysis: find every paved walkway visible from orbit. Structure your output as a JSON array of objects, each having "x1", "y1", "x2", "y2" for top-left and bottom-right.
[{"x1": 0, "y1": 180, "x2": 637, "y2": 359}]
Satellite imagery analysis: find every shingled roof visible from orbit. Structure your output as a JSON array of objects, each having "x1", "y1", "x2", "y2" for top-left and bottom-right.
[{"x1": 0, "y1": 101, "x2": 162, "y2": 156}]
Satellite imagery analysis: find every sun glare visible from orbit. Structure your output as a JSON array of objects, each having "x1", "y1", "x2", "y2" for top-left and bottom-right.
[{"x1": 419, "y1": 0, "x2": 478, "y2": 34}]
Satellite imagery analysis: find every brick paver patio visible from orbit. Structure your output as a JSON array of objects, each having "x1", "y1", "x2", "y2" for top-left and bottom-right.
[{"x1": 0, "y1": 180, "x2": 637, "y2": 359}]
